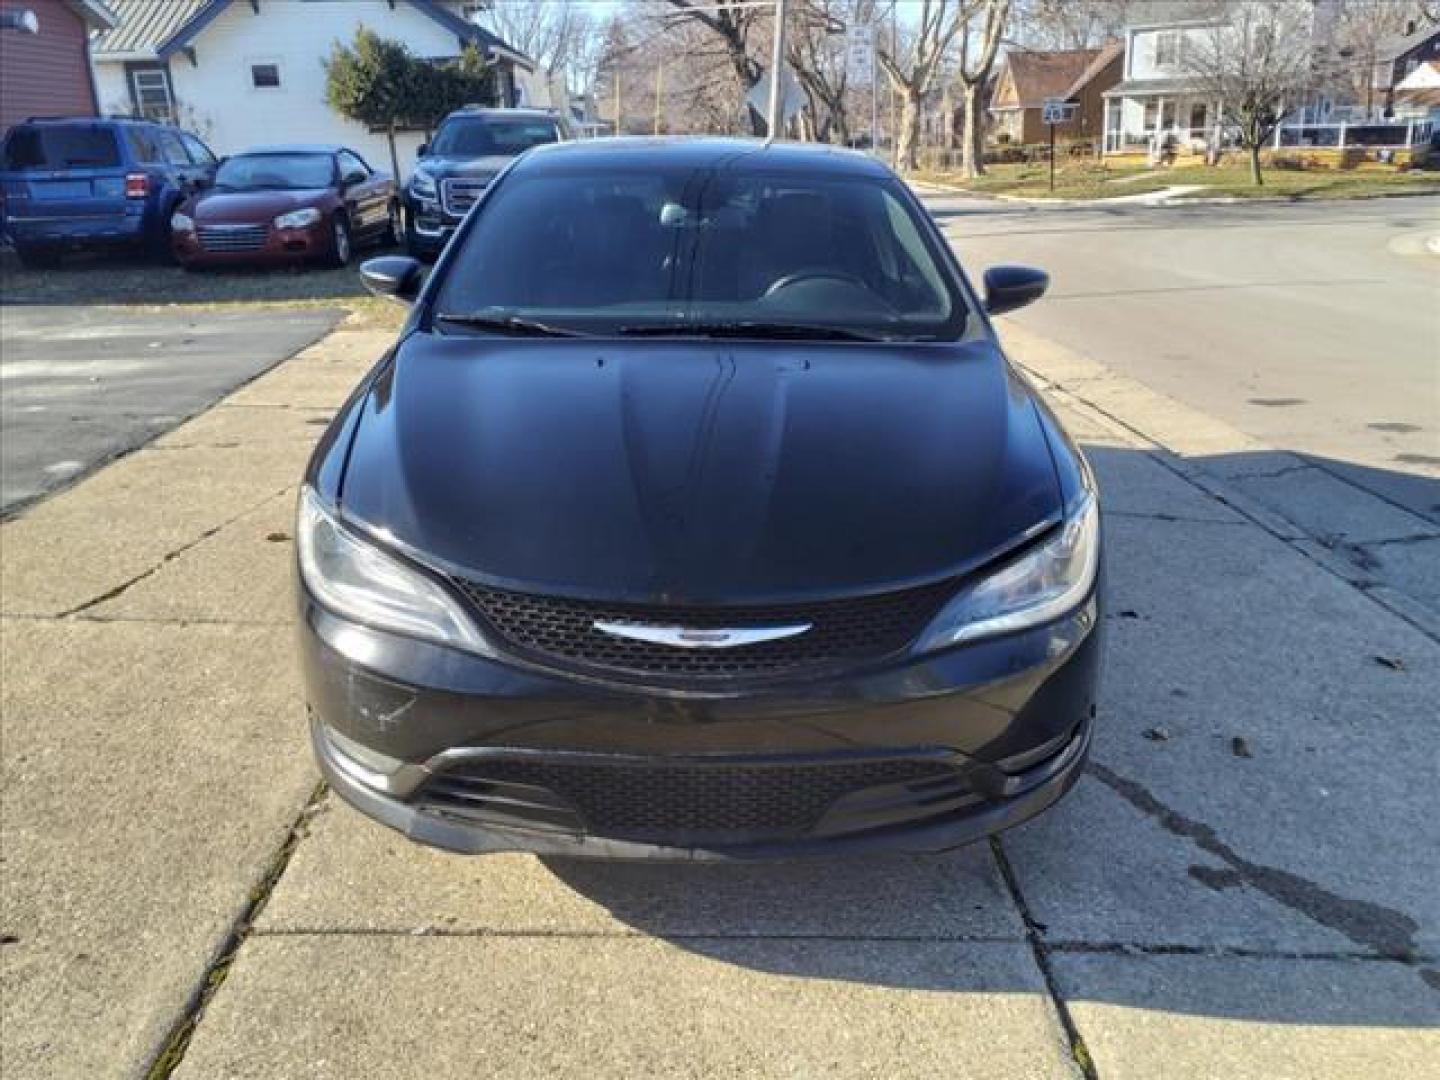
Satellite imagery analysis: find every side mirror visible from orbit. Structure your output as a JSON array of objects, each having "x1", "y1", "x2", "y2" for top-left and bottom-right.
[
  {"x1": 417, "y1": 143, "x2": 429, "y2": 158},
  {"x1": 359, "y1": 256, "x2": 424, "y2": 305},
  {"x1": 983, "y1": 265, "x2": 1049, "y2": 316}
]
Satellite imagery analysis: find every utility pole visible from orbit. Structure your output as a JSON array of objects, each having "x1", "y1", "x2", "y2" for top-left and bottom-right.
[
  {"x1": 654, "y1": 63, "x2": 664, "y2": 135},
  {"x1": 767, "y1": 0, "x2": 789, "y2": 141},
  {"x1": 613, "y1": 70, "x2": 622, "y2": 136}
]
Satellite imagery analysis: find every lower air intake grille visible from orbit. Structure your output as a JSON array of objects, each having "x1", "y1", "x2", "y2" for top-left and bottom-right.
[
  {"x1": 450, "y1": 578, "x2": 956, "y2": 682},
  {"x1": 423, "y1": 756, "x2": 957, "y2": 840},
  {"x1": 197, "y1": 225, "x2": 268, "y2": 252}
]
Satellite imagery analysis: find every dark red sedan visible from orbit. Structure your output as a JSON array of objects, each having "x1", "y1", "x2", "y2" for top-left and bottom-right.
[{"x1": 172, "y1": 144, "x2": 400, "y2": 268}]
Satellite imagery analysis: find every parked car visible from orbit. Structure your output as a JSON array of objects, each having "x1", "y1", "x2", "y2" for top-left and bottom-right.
[
  {"x1": 403, "y1": 107, "x2": 569, "y2": 259},
  {"x1": 172, "y1": 144, "x2": 399, "y2": 269},
  {"x1": 297, "y1": 139, "x2": 1103, "y2": 860},
  {"x1": 0, "y1": 116, "x2": 217, "y2": 268}
]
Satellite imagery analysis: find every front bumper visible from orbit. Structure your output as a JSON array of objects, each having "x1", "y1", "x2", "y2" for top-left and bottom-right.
[
  {"x1": 174, "y1": 222, "x2": 330, "y2": 266},
  {"x1": 403, "y1": 193, "x2": 458, "y2": 256},
  {"x1": 300, "y1": 586, "x2": 1101, "y2": 860}
]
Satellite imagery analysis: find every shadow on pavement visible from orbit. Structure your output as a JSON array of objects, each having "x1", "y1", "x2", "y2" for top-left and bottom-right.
[{"x1": 530, "y1": 440, "x2": 1440, "y2": 1027}]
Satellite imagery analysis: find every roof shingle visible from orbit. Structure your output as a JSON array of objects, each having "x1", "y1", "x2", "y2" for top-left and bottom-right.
[{"x1": 997, "y1": 49, "x2": 1103, "y2": 109}]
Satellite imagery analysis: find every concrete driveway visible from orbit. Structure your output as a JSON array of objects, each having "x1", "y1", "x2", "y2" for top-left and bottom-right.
[
  {"x1": 2, "y1": 303, "x2": 1436, "y2": 1079},
  {"x1": 0, "y1": 304, "x2": 340, "y2": 514}
]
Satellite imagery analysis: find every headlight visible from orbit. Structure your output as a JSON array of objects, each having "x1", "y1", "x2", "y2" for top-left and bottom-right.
[
  {"x1": 409, "y1": 171, "x2": 437, "y2": 199},
  {"x1": 916, "y1": 492, "x2": 1100, "y2": 651},
  {"x1": 170, "y1": 212, "x2": 194, "y2": 233},
  {"x1": 274, "y1": 207, "x2": 322, "y2": 229},
  {"x1": 296, "y1": 486, "x2": 489, "y2": 654}
]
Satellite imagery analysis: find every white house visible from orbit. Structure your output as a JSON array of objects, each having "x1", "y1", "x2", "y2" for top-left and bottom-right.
[
  {"x1": 1100, "y1": 0, "x2": 1342, "y2": 155},
  {"x1": 90, "y1": 0, "x2": 533, "y2": 179}
]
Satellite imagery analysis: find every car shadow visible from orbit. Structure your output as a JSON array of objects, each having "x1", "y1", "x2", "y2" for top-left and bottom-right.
[{"x1": 531, "y1": 439, "x2": 1439, "y2": 1028}]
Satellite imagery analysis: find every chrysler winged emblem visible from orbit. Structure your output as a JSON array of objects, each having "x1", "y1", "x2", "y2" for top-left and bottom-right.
[{"x1": 592, "y1": 621, "x2": 812, "y2": 649}]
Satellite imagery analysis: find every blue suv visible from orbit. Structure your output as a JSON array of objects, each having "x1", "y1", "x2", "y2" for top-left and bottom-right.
[{"x1": 1, "y1": 117, "x2": 218, "y2": 268}]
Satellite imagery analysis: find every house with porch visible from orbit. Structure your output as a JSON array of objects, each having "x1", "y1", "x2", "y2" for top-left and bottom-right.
[
  {"x1": 1101, "y1": 12, "x2": 1227, "y2": 156},
  {"x1": 89, "y1": 0, "x2": 532, "y2": 178}
]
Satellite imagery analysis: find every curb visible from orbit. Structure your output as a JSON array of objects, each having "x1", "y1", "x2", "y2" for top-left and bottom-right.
[{"x1": 914, "y1": 181, "x2": 1440, "y2": 207}]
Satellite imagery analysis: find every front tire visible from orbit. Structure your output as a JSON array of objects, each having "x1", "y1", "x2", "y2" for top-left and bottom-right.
[
  {"x1": 382, "y1": 202, "x2": 402, "y2": 249},
  {"x1": 328, "y1": 214, "x2": 352, "y2": 268}
]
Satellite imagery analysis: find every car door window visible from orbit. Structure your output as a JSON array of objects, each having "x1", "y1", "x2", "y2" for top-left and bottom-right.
[
  {"x1": 180, "y1": 133, "x2": 216, "y2": 167},
  {"x1": 157, "y1": 131, "x2": 191, "y2": 168},
  {"x1": 338, "y1": 151, "x2": 369, "y2": 185},
  {"x1": 125, "y1": 127, "x2": 161, "y2": 164}
]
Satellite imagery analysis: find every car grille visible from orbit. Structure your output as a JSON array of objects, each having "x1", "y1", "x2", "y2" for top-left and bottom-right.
[
  {"x1": 450, "y1": 578, "x2": 957, "y2": 683},
  {"x1": 197, "y1": 224, "x2": 268, "y2": 252},
  {"x1": 441, "y1": 177, "x2": 489, "y2": 217},
  {"x1": 416, "y1": 754, "x2": 961, "y2": 842}
]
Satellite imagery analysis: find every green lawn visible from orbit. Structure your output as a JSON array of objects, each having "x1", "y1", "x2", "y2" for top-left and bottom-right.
[
  {"x1": 0, "y1": 248, "x2": 407, "y2": 330},
  {"x1": 916, "y1": 161, "x2": 1440, "y2": 201}
]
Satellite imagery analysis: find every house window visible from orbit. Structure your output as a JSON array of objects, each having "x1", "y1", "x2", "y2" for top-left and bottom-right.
[
  {"x1": 1155, "y1": 31, "x2": 1184, "y2": 69},
  {"x1": 1143, "y1": 99, "x2": 1159, "y2": 130},
  {"x1": 129, "y1": 67, "x2": 174, "y2": 122},
  {"x1": 251, "y1": 63, "x2": 281, "y2": 89}
]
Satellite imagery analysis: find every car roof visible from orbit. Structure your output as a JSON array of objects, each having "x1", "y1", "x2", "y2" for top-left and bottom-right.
[
  {"x1": 515, "y1": 137, "x2": 893, "y2": 179},
  {"x1": 442, "y1": 107, "x2": 562, "y2": 123},
  {"x1": 237, "y1": 144, "x2": 344, "y2": 155}
]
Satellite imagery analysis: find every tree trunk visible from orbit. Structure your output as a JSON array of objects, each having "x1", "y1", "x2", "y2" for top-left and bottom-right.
[
  {"x1": 1249, "y1": 143, "x2": 1263, "y2": 186},
  {"x1": 385, "y1": 122, "x2": 401, "y2": 186},
  {"x1": 961, "y1": 82, "x2": 985, "y2": 179},
  {"x1": 896, "y1": 88, "x2": 922, "y2": 172}
]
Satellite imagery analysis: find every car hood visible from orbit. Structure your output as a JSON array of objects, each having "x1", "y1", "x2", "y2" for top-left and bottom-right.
[
  {"x1": 415, "y1": 155, "x2": 512, "y2": 181},
  {"x1": 338, "y1": 337, "x2": 1063, "y2": 603},
  {"x1": 189, "y1": 188, "x2": 329, "y2": 223}
]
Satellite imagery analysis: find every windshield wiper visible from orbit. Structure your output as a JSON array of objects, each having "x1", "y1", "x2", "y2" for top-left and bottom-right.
[
  {"x1": 434, "y1": 313, "x2": 588, "y2": 338},
  {"x1": 615, "y1": 321, "x2": 885, "y2": 342}
]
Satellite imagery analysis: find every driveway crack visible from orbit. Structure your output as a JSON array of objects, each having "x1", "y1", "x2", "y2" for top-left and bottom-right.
[{"x1": 991, "y1": 837, "x2": 1098, "y2": 1079}]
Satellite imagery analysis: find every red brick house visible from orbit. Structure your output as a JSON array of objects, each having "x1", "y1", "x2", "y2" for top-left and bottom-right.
[
  {"x1": 988, "y1": 43, "x2": 1123, "y2": 146},
  {"x1": 0, "y1": 0, "x2": 118, "y2": 135}
]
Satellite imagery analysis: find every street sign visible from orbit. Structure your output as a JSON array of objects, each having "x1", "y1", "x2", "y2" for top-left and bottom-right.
[
  {"x1": 846, "y1": 25, "x2": 874, "y2": 81},
  {"x1": 747, "y1": 68, "x2": 806, "y2": 124},
  {"x1": 1042, "y1": 98, "x2": 1078, "y2": 125}
]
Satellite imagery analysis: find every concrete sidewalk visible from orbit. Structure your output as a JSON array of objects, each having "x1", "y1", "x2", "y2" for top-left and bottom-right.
[{"x1": 2, "y1": 321, "x2": 1436, "y2": 1079}]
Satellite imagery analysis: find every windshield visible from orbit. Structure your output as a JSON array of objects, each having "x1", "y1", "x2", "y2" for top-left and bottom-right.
[
  {"x1": 3, "y1": 125, "x2": 121, "y2": 170},
  {"x1": 429, "y1": 118, "x2": 561, "y2": 157},
  {"x1": 433, "y1": 164, "x2": 966, "y2": 341},
  {"x1": 214, "y1": 153, "x2": 333, "y2": 191}
]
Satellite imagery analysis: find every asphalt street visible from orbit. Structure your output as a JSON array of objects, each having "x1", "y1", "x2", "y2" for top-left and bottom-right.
[
  {"x1": 0, "y1": 305, "x2": 340, "y2": 514},
  {"x1": 926, "y1": 191, "x2": 1440, "y2": 627}
]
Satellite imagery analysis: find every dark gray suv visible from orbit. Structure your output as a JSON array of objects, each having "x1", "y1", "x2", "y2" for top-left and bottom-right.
[{"x1": 403, "y1": 107, "x2": 568, "y2": 259}]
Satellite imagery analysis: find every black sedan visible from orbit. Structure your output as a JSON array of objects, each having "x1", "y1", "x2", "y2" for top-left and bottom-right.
[{"x1": 297, "y1": 139, "x2": 1102, "y2": 859}]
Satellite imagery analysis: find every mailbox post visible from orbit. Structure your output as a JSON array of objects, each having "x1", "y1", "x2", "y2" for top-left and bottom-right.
[{"x1": 1042, "y1": 97, "x2": 1079, "y2": 192}]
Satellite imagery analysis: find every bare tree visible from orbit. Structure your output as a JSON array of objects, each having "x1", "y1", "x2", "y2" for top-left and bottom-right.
[
  {"x1": 477, "y1": 0, "x2": 597, "y2": 90},
  {"x1": 877, "y1": 0, "x2": 968, "y2": 171},
  {"x1": 787, "y1": 0, "x2": 880, "y2": 145},
  {"x1": 954, "y1": 0, "x2": 1011, "y2": 179},
  {"x1": 1183, "y1": 1, "x2": 1321, "y2": 186},
  {"x1": 1332, "y1": 0, "x2": 1435, "y2": 113},
  {"x1": 1010, "y1": 0, "x2": 1132, "y2": 50},
  {"x1": 661, "y1": 0, "x2": 769, "y2": 134}
]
